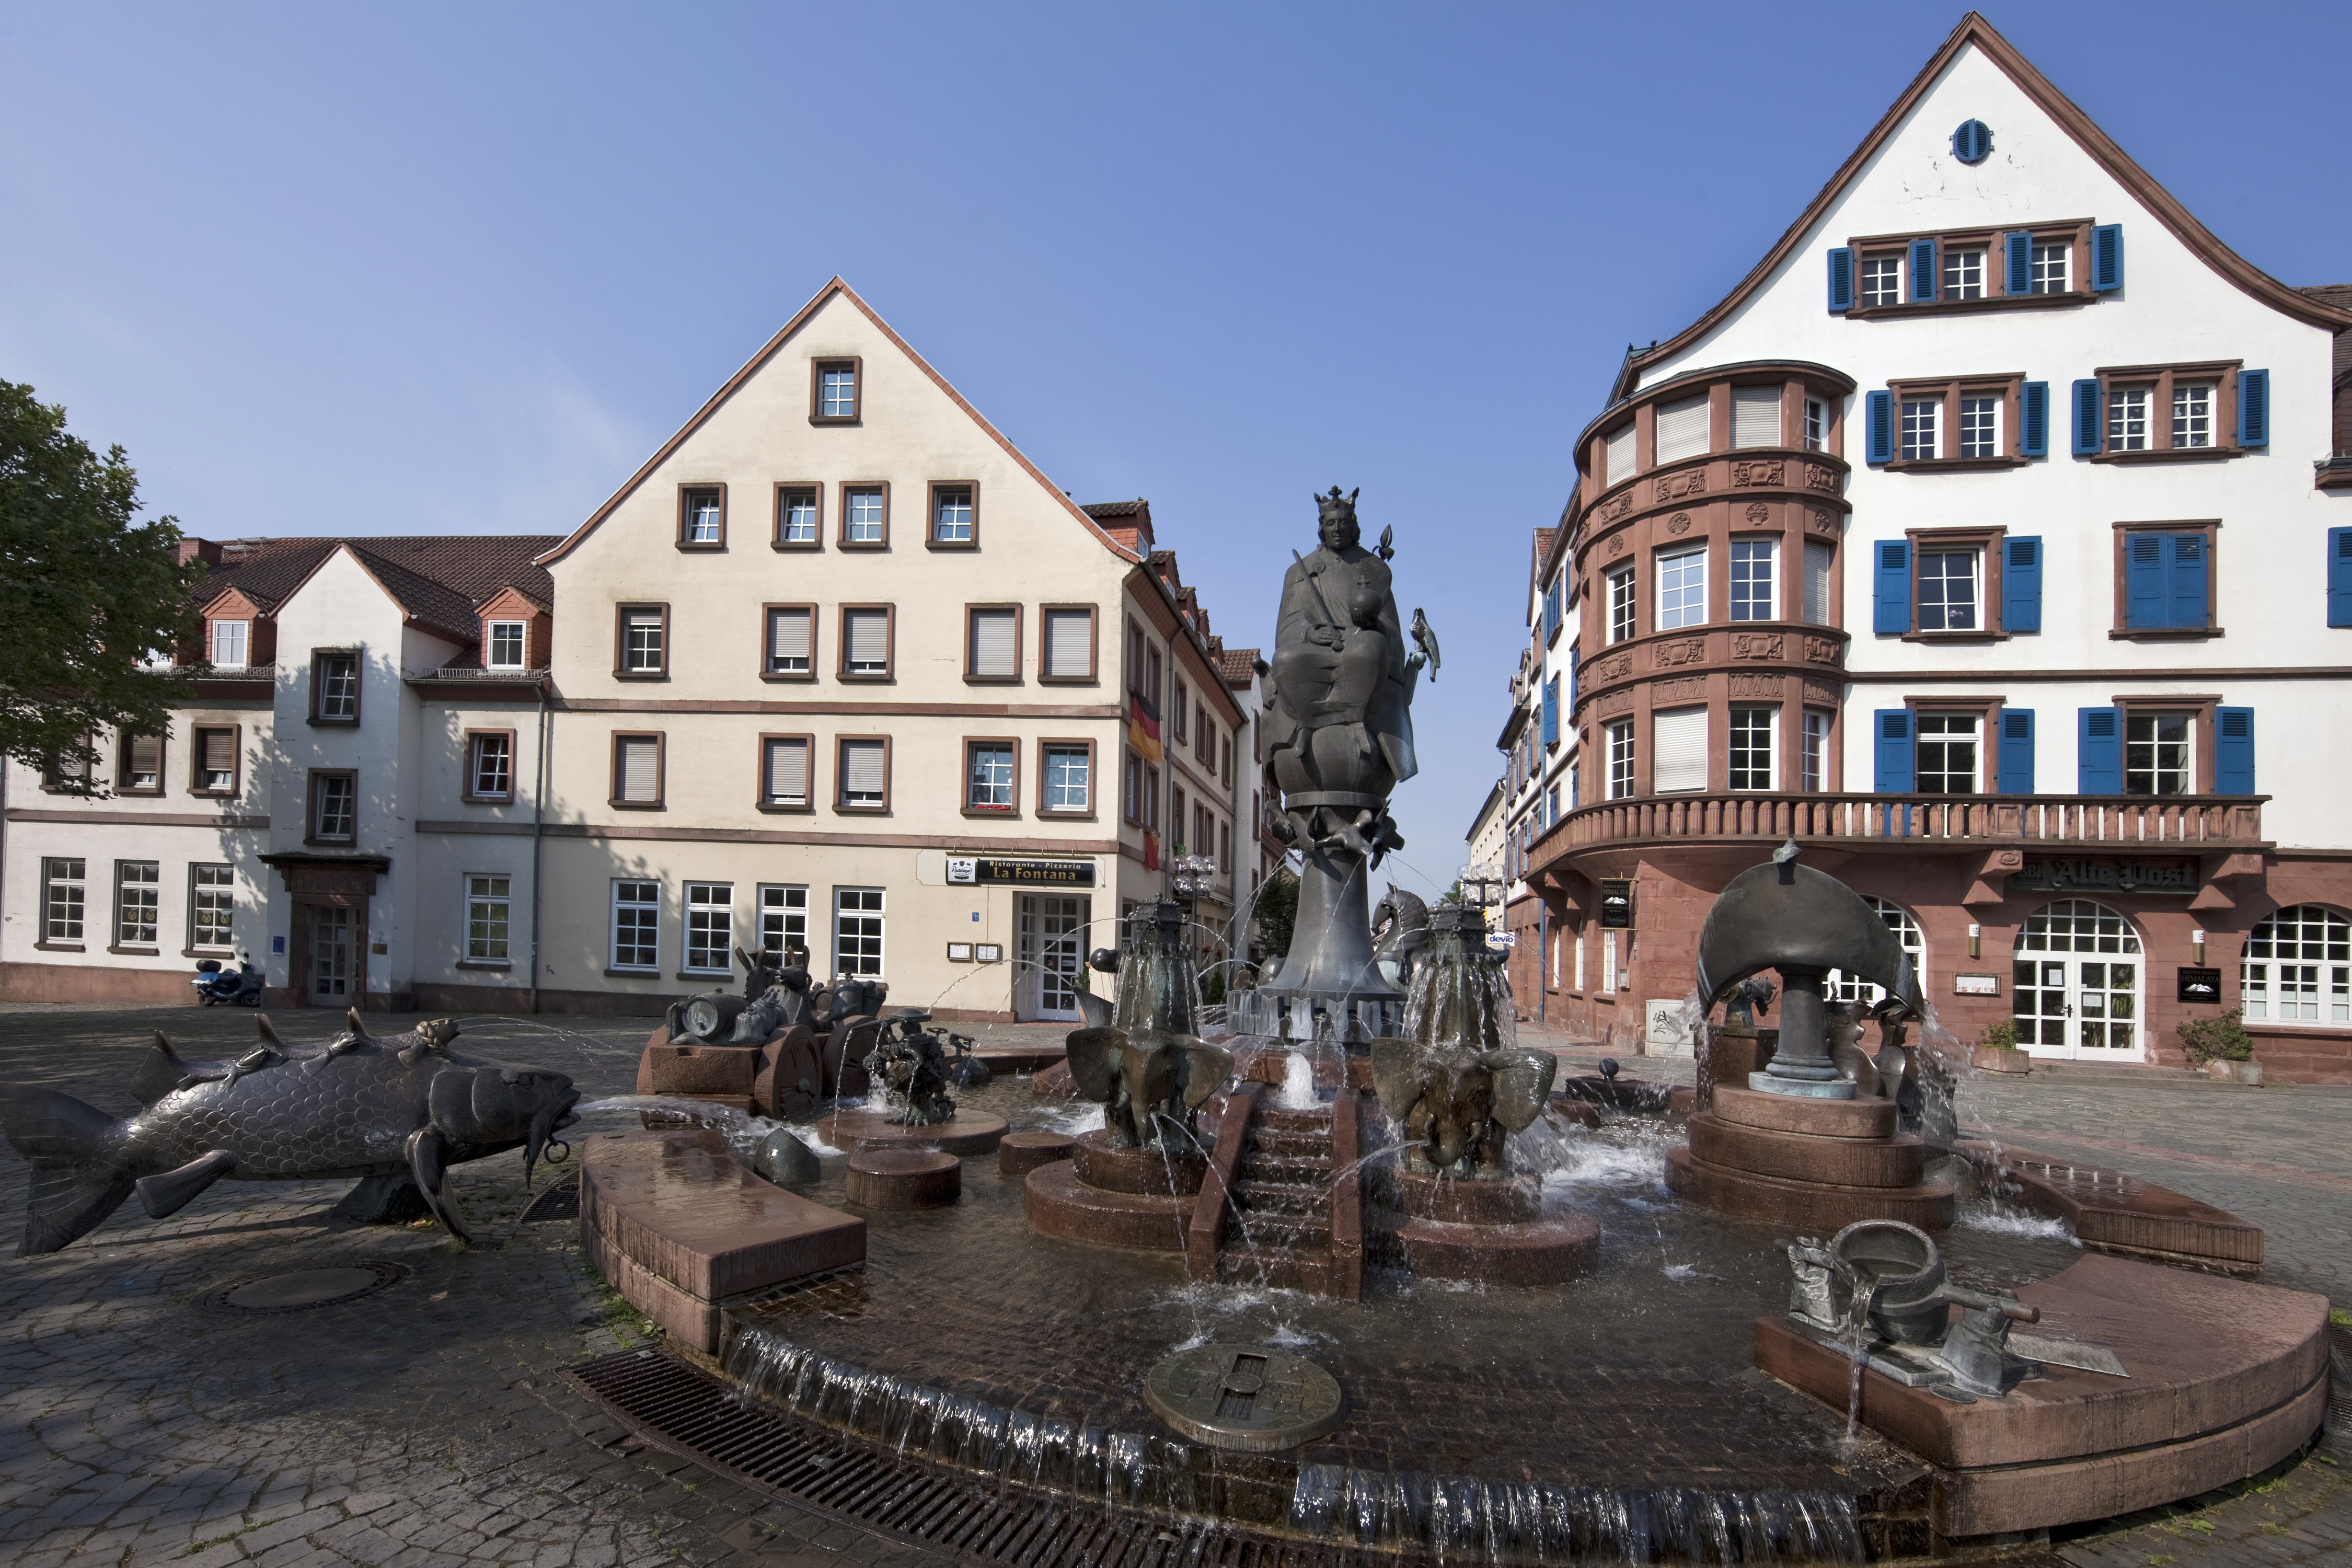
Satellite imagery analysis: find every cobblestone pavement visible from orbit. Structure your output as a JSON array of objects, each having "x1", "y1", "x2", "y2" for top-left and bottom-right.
[{"x1": 0, "y1": 1005, "x2": 2343, "y2": 1567}]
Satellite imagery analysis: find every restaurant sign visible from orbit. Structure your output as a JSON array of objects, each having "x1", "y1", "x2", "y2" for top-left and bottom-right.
[
  {"x1": 2004, "y1": 857, "x2": 2197, "y2": 897},
  {"x1": 946, "y1": 857, "x2": 1097, "y2": 887}
]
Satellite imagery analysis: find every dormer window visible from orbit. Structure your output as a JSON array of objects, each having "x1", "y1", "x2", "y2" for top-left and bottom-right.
[
  {"x1": 210, "y1": 620, "x2": 248, "y2": 668},
  {"x1": 487, "y1": 621, "x2": 526, "y2": 669}
]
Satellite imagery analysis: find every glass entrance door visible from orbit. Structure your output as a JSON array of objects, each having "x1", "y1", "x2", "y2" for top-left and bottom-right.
[
  {"x1": 309, "y1": 905, "x2": 354, "y2": 1005},
  {"x1": 1018, "y1": 895, "x2": 1089, "y2": 1022},
  {"x1": 2012, "y1": 900, "x2": 2143, "y2": 1060}
]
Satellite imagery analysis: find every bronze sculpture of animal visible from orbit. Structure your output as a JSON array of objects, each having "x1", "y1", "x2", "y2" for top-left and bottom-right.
[
  {"x1": 1368, "y1": 1037, "x2": 1557, "y2": 1178},
  {"x1": 1371, "y1": 886, "x2": 1431, "y2": 987},
  {"x1": 862, "y1": 1013, "x2": 958, "y2": 1126},
  {"x1": 0, "y1": 1012, "x2": 579, "y2": 1254},
  {"x1": 1064, "y1": 1027, "x2": 1232, "y2": 1151}
]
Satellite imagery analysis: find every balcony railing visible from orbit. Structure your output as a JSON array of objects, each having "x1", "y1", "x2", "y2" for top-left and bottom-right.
[{"x1": 1560, "y1": 791, "x2": 2267, "y2": 851}]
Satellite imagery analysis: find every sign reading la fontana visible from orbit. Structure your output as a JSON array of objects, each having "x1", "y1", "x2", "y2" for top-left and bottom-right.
[
  {"x1": 2004, "y1": 857, "x2": 2198, "y2": 897},
  {"x1": 946, "y1": 857, "x2": 1097, "y2": 888}
]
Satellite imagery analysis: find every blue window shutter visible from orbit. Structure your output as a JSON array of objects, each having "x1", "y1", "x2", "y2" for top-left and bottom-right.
[
  {"x1": 2091, "y1": 224, "x2": 2124, "y2": 292},
  {"x1": 2019, "y1": 381, "x2": 2048, "y2": 458},
  {"x1": 1873, "y1": 710, "x2": 1915, "y2": 792},
  {"x1": 2328, "y1": 528, "x2": 2352, "y2": 627},
  {"x1": 1827, "y1": 247, "x2": 1854, "y2": 312},
  {"x1": 2002, "y1": 535, "x2": 2043, "y2": 633},
  {"x1": 1909, "y1": 237, "x2": 1939, "y2": 302},
  {"x1": 2124, "y1": 533, "x2": 2165, "y2": 629},
  {"x1": 1865, "y1": 389, "x2": 1895, "y2": 464},
  {"x1": 2004, "y1": 230, "x2": 2032, "y2": 295},
  {"x1": 2215, "y1": 707, "x2": 2255, "y2": 794},
  {"x1": 2071, "y1": 378, "x2": 2103, "y2": 456},
  {"x1": 1543, "y1": 579, "x2": 1561, "y2": 641},
  {"x1": 1567, "y1": 646, "x2": 1578, "y2": 709},
  {"x1": 2237, "y1": 368, "x2": 2269, "y2": 448},
  {"x1": 2168, "y1": 534, "x2": 2209, "y2": 630},
  {"x1": 2078, "y1": 707, "x2": 2122, "y2": 793},
  {"x1": 1541, "y1": 676, "x2": 1559, "y2": 747},
  {"x1": 1996, "y1": 709, "x2": 2035, "y2": 794},
  {"x1": 1873, "y1": 540, "x2": 1911, "y2": 634}
]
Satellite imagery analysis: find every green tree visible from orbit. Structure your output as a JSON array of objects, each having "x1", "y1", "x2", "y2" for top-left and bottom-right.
[
  {"x1": 0, "y1": 382, "x2": 203, "y2": 791},
  {"x1": 1437, "y1": 880, "x2": 1465, "y2": 906},
  {"x1": 1254, "y1": 866, "x2": 1299, "y2": 960}
]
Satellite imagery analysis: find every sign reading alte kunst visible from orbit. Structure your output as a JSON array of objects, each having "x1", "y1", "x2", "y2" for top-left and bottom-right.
[
  {"x1": 946, "y1": 858, "x2": 1097, "y2": 888},
  {"x1": 2004, "y1": 858, "x2": 2198, "y2": 897}
]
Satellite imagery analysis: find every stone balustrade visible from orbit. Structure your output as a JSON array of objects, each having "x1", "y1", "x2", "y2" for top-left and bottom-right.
[{"x1": 1561, "y1": 792, "x2": 2267, "y2": 852}]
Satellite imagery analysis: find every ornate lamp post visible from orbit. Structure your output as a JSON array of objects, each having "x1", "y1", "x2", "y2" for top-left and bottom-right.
[{"x1": 1169, "y1": 853, "x2": 1218, "y2": 931}]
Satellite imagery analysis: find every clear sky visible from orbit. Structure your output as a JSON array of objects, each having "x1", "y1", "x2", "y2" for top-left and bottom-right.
[{"x1": 4, "y1": 3, "x2": 2345, "y2": 900}]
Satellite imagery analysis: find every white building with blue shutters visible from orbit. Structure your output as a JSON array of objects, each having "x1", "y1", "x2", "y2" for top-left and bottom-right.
[{"x1": 1515, "y1": 14, "x2": 2352, "y2": 1080}]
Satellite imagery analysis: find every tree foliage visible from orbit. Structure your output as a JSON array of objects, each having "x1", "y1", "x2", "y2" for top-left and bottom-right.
[
  {"x1": 0, "y1": 382, "x2": 204, "y2": 790},
  {"x1": 1254, "y1": 866, "x2": 1299, "y2": 960}
]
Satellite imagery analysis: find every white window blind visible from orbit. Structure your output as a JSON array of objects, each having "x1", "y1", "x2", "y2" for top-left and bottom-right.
[
  {"x1": 1044, "y1": 609, "x2": 1090, "y2": 677},
  {"x1": 1803, "y1": 541, "x2": 1836, "y2": 625},
  {"x1": 970, "y1": 609, "x2": 1016, "y2": 676},
  {"x1": 1653, "y1": 396, "x2": 1711, "y2": 464},
  {"x1": 764, "y1": 738, "x2": 809, "y2": 806},
  {"x1": 845, "y1": 609, "x2": 889, "y2": 673},
  {"x1": 1653, "y1": 707, "x2": 1709, "y2": 794},
  {"x1": 768, "y1": 608, "x2": 812, "y2": 674},
  {"x1": 1731, "y1": 387, "x2": 1782, "y2": 449},
  {"x1": 617, "y1": 737, "x2": 659, "y2": 802},
  {"x1": 1604, "y1": 424, "x2": 1636, "y2": 488},
  {"x1": 841, "y1": 740, "x2": 886, "y2": 803}
]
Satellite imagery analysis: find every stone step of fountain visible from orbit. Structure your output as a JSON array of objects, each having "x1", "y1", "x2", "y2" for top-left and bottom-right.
[
  {"x1": 1256, "y1": 1106, "x2": 1334, "y2": 1135},
  {"x1": 1234, "y1": 1212, "x2": 1333, "y2": 1251},
  {"x1": 1231, "y1": 1179, "x2": 1325, "y2": 1218},
  {"x1": 1239, "y1": 1155, "x2": 1330, "y2": 1186},
  {"x1": 1249, "y1": 1130, "x2": 1330, "y2": 1162}
]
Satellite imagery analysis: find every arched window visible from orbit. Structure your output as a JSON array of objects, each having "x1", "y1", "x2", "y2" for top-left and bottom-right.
[
  {"x1": 2242, "y1": 905, "x2": 2351, "y2": 1025},
  {"x1": 1828, "y1": 896, "x2": 1926, "y2": 1006}
]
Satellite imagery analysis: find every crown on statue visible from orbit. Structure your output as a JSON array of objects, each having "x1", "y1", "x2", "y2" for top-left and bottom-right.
[{"x1": 1315, "y1": 486, "x2": 1360, "y2": 527}]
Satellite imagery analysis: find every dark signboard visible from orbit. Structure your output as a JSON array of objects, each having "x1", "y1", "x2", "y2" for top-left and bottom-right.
[
  {"x1": 2006, "y1": 857, "x2": 2198, "y2": 897},
  {"x1": 1597, "y1": 878, "x2": 1633, "y2": 929},
  {"x1": 2176, "y1": 966, "x2": 2223, "y2": 1004},
  {"x1": 947, "y1": 857, "x2": 1096, "y2": 888}
]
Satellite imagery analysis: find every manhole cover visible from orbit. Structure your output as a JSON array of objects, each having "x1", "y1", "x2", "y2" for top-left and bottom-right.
[
  {"x1": 196, "y1": 1261, "x2": 408, "y2": 1316},
  {"x1": 517, "y1": 1170, "x2": 581, "y2": 1225},
  {"x1": 1144, "y1": 1343, "x2": 1344, "y2": 1452}
]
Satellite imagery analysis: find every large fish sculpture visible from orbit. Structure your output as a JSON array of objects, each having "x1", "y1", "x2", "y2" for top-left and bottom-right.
[{"x1": 0, "y1": 1011, "x2": 580, "y2": 1255}]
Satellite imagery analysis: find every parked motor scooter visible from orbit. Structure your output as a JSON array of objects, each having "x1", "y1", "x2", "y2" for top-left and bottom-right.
[{"x1": 193, "y1": 952, "x2": 264, "y2": 1007}]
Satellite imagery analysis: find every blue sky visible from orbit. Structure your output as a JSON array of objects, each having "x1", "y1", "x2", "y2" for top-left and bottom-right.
[{"x1": 4, "y1": 3, "x2": 2345, "y2": 897}]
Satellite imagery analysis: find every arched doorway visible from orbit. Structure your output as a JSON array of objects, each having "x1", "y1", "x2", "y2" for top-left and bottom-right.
[
  {"x1": 1828, "y1": 896, "x2": 1927, "y2": 1007},
  {"x1": 2012, "y1": 900, "x2": 2143, "y2": 1060}
]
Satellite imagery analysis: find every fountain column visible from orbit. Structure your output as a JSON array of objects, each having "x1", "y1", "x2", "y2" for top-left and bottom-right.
[{"x1": 1757, "y1": 963, "x2": 1852, "y2": 1098}]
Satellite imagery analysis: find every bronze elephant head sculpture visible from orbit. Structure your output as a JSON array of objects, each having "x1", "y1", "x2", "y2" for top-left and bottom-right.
[
  {"x1": 1369, "y1": 1038, "x2": 1556, "y2": 1178},
  {"x1": 1065, "y1": 1026, "x2": 1233, "y2": 1151}
]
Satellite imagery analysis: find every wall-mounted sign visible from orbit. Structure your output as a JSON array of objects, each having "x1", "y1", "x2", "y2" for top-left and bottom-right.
[
  {"x1": 1489, "y1": 932, "x2": 1518, "y2": 949},
  {"x1": 2005, "y1": 858, "x2": 2197, "y2": 897},
  {"x1": 1953, "y1": 973, "x2": 2000, "y2": 997},
  {"x1": 946, "y1": 942, "x2": 974, "y2": 963},
  {"x1": 946, "y1": 857, "x2": 1096, "y2": 887},
  {"x1": 1597, "y1": 878, "x2": 1634, "y2": 929},
  {"x1": 974, "y1": 942, "x2": 1005, "y2": 963},
  {"x1": 2177, "y1": 966, "x2": 2223, "y2": 1004}
]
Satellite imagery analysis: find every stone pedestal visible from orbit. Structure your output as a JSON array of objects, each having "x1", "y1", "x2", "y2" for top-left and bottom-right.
[
  {"x1": 1365, "y1": 1163, "x2": 1599, "y2": 1287},
  {"x1": 996, "y1": 1131, "x2": 1075, "y2": 1177},
  {"x1": 816, "y1": 1107, "x2": 1006, "y2": 1157},
  {"x1": 1665, "y1": 1085, "x2": 1955, "y2": 1230},
  {"x1": 845, "y1": 1150, "x2": 962, "y2": 1209},
  {"x1": 1024, "y1": 1128, "x2": 1207, "y2": 1253}
]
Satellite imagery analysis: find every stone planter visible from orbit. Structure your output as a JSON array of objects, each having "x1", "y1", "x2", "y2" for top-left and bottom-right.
[
  {"x1": 1970, "y1": 1046, "x2": 2031, "y2": 1075},
  {"x1": 2235, "y1": 1060, "x2": 2265, "y2": 1087},
  {"x1": 2205, "y1": 1058, "x2": 2239, "y2": 1081}
]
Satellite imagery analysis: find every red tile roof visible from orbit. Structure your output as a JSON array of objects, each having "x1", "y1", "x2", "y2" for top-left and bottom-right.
[{"x1": 197, "y1": 536, "x2": 562, "y2": 640}]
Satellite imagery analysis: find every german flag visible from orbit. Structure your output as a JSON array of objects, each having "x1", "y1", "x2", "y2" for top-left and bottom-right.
[{"x1": 1127, "y1": 697, "x2": 1162, "y2": 763}]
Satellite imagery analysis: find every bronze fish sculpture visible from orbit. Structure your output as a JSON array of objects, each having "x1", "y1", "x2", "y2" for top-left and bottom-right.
[{"x1": 0, "y1": 1011, "x2": 579, "y2": 1255}]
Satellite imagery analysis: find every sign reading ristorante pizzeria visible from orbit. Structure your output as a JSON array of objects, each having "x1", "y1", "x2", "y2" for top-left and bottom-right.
[
  {"x1": 2004, "y1": 858, "x2": 2198, "y2": 896},
  {"x1": 946, "y1": 858, "x2": 1097, "y2": 887}
]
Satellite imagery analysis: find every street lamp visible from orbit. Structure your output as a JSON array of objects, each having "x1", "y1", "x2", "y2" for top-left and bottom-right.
[{"x1": 1169, "y1": 853, "x2": 1219, "y2": 928}]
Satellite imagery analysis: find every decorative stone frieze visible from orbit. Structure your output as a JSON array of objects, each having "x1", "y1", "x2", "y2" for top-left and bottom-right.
[
  {"x1": 1729, "y1": 633, "x2": 1784, "y2": 660},
  {"x1": 1731, "y1": 459, "x2": 1784, "y2": 488},
  {"x1": 1654, "y1": 639, "x2": 1705, "y2": 668},
  {"x1": 1652, "y1": 676, "x2": 1704, "y2": 704}
]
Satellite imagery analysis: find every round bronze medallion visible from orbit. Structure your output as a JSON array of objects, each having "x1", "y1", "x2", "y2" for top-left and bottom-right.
[{"x1": 1144, "y1": 1343, "x2": 1344, "y2": 1452}]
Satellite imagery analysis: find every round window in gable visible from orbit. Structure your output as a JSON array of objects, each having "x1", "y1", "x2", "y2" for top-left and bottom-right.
[{"x1": 1952, "y1": 119, "x2": 1992, "y2": 164}]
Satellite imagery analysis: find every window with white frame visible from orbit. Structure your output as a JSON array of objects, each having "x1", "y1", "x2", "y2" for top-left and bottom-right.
[
  {"x1": 684, "y1": 882, "x2": 732, "y2": 974},
  {"x1": 767, "y1": 606, "x2": 813, "y2": 675},
  {"x1": 1573, "y1": 929, "x2": 1587, "y2": 991},
  {"x1": 683, "y1": 488, "x2": 723, "y2": 543},
  {"x1": 763, "y1": 736, "x2": 810, "y2": 808},
  {"x1": 777, "y1": 486, "x2": 819, "y2": 544},
  {"x1": 1603, "y1": 423, "x2": 1636, "y2": 487},
  {"x1": 1605, "y1": 720, "x2": 1636, "y2": 800},
  {"x1": 2241, "y1": 905, "x2": 2350, "y2": 1024},
  {"x1": 2030, "y1": 240, "x2": 2070, "y2": 294},
  {"x1": 2125, "y1": 713, "x2": 2193, "y2": 797},
  {"x1": 1728, "y1": 706, "x2": 1778, "y2": 790},
  {"x1": 191, "y1": 863, "x2": 235, "y2": 950},
  {"x1": 1044, "y1": 745, "x2": 1090, "y2": 813},
  {"x1": 758, "y1": 884, "x2": 809, "y2": 963},
  {"x1": 1917, "y1": 549, "x2": 1981, "y2": 631},
  {"x1": 1802, "y1": 709, "x2": 1831, "y2": 792},
  {"x1": 845, "y1": 487, "x2": 885, "y2": 543},
  {"x1": 314, "y1": 652, "x2": 359, "y2": 721},
  {"x1": 2171, "y1": 383, "x2": 2215, "y2": 448},
  {"x1": 1601, "y1": 929, "x2": 1619, "y2": 992},
  {"x1": 466, "y1": 874, "x2": 512, "y2": 962},
  {"x1": 843, "y1": 608, "x2": 889, "y2": 675},
  {"x1": 1804, "y1": 398, "x2": 1826, "y2": 451},
  {"x1": 839, "y1": 739, "x2": 886, "y2": 807},
  {"x1": 1606, "y1": 566, "x2": 1637, "y2": 644},
  {"x1": 1915, "y1": 714, "x2": 1981, "y2": 794},
  {"x1": 967, "y1": 742, "x2": 1014, "y2": 810},
  {"x1": 614, "y1": 734, "x2": 660, "y2": 804},
  {"x1": 43, "y1": 858, "x2": 85, "y2": 942},
  {"x1": 1041, "y1": 608, "x2": 1091, "y2": 679},
  {"x1": 2107, "y1": 386, "x2": 2151, "y2": 451},
  {"x1": 312, "y1": 774, "x2": 356, "y2": 841},
  {"x1": 1653, "y1": 395, "x2": 1710, "y2": 464},
  {"x1": 469, "y1": 733, "x2": 512, "y2": 799},
  {"x1": 488, "y1": 621, "x2": 527, "y2": 668},
  {"x1": 1860, "y1": 254, "x2": 1902, "y2": 308},
  {"x1": 620, "y1": 609, "x2": 664, "y2": 674},
  {"x1": 1656, "y1": 547, "x2": 1706, "y2": 630},
  {"x1": 116, "y1": 861, "x2": 159, "y2": 947},
  {"x1": 835, "y1": 887, "x2": 884, "y2": 977},
  {"x1": 932, "y1": 486, "x2": 974, "y2": 544},
  {"x1": 117, "y1": 732, "x2": 162, "y2": 792},
  {"x1": 610, "y1": 880, "x2": 659, "y2": 970},
  {"x1": 1802, "y1": 540, "x2": 1835, "y2": 625},
  {"x1": 196, "y1": 727, "x2": 237, "y2": 792},
  {"x1": 1653, "y1": 707, "x2": 1707, "y2": 793},
  {"x1": 1730, "y1": 539, "x2": 1778, "y2": 621},
  {"x1": 1957, "y1": 395, "x2": 2000, "y2": 459},
  {"x1": 817, "y1": 362, "x2": 857, "y2": 418},
  {"x1": 210, "y1": 619, "x2": 249, "y2": 668},
  {"x1": 1900, "y1": 397, "x2": 1941, "y2": 461},
  {"x1": 1941, "y1": 246, "x2": 1985, "y2": 300},
  {"x1": 969, "y1": 608, "x2": 1017, "y2": 678}
]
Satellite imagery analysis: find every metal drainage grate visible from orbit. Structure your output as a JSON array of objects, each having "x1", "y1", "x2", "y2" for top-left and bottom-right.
[
  {"x1": 568, "y1": 1348, "x2": 1359, "y2": 1568},
  {"x1": 517, "y1": 1169, "x2": 582, "y2": 1225},
  {"x1": 195, "y1": 1260, "x2": 409, "y2": 1317}
]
